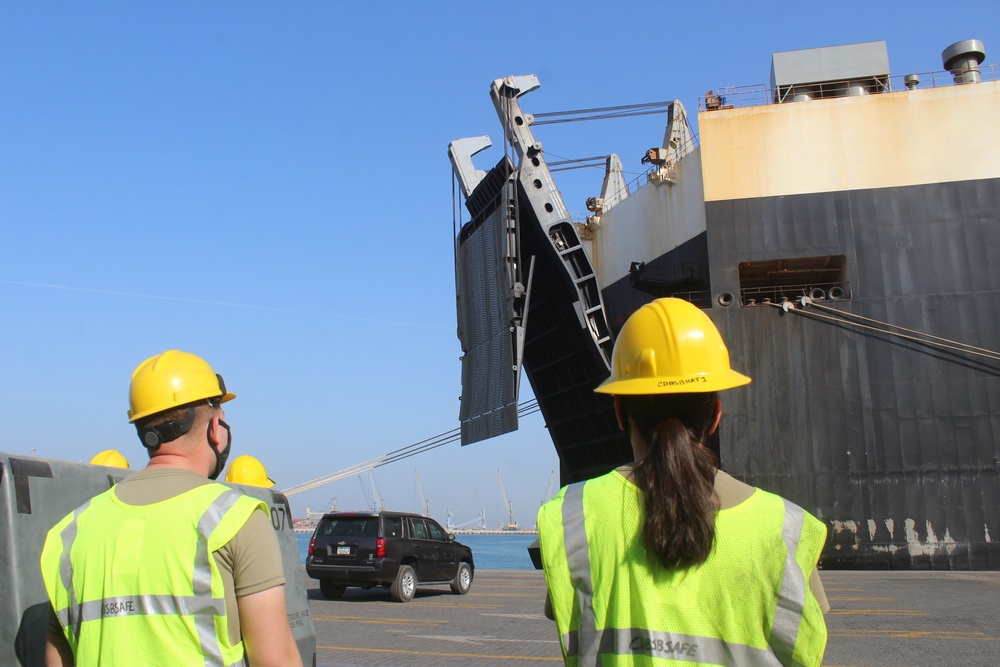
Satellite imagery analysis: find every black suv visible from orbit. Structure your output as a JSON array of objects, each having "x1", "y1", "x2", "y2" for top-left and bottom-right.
[{"x1": 305, "y1": 511, "x2": 475, "y2": 602}]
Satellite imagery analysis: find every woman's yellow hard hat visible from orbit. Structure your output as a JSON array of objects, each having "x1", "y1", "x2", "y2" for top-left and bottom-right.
[{"x1": 595, "y1": 297, "x2": 751, "y2": 395}]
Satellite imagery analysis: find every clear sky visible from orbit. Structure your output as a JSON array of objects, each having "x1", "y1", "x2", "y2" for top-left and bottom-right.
[{"x1": 2, "y1": 2, "x2": 997, "y2": 527}]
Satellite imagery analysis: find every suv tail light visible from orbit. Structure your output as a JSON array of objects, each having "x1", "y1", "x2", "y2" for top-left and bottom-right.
[
  {"x1": 308, "y1": 536, "x2": 316, "y2": 557},
  {"x1": 375, "y1": 537, "x2": 386, "y2": 558}
]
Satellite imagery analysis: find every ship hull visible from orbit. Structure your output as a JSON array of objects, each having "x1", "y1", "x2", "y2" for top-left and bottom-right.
[{"x1": 451, "y1": 52, "x2": 1000, "y2": 569}]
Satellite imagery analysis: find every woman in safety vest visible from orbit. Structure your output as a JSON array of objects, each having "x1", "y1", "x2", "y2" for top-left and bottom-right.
[{"x1": 537, "y1": 297, "x2": 829, "y2": 667}]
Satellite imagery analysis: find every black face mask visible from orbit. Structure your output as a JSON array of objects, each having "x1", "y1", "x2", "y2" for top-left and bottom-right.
[{"x1": 208, "y1": 419, "x2": 233, "y2": 481}]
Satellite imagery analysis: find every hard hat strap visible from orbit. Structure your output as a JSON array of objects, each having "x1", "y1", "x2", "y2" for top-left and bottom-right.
[
  {"x1": 136, "y1": 407, "x2": 196, "y2": 449},
  {"x1": 207, "y1": 419, "x2": 232, "y2": 481}
]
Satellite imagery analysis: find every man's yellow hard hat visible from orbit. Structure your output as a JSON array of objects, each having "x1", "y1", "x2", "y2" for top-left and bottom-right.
[
  {"x1": 90, "y1": 449, "x2": 130, "y2": 469},
  {"x1": 225, "y1": 455, "x2": 275, "y2": 488},
  {"x1": 128, "y1": 350, "x2": 235, "y2": 423},
  {"x1": 595, "y1": 297, "x2": 751, "y2": 395}
]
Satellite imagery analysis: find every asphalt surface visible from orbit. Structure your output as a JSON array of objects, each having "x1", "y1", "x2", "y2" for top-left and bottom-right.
[{"x1": 303, "y1": 568, "x2": 1000, "y2": 666}]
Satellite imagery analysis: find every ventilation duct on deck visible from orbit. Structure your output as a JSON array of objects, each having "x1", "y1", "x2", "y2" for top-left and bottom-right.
[{"x1": 942, "y1": 39, "x2": 986, "y2": 85}]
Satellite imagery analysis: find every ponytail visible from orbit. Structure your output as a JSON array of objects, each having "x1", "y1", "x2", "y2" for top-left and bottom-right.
[{"x1": 622, "y1": 393, "x2": 719, "y2": 569}]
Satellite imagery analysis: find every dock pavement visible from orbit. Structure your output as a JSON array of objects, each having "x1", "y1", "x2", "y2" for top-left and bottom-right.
[{"x1": 304, "y1": 567, "x2": 1000, "y2": 666}]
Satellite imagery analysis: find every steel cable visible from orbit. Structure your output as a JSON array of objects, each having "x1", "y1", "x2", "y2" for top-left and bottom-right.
[
  {"x1": 281, "y1": 399, "x2": 540, "y2": 495},
  {"x1": 770, "y1": 300, "x2": 1000, "y2": 362}
]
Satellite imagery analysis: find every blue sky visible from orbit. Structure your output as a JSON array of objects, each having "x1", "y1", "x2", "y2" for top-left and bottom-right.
[{"x1": 2, "y1": 2, "x2": 997, "y2": 526}]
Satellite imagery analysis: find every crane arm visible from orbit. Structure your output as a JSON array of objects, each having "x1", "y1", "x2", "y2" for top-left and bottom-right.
[
  {"x1": 497, "y1": 469, "x2": 517, "y2": 529},
  {"x1": 415, "y1": 470, "x2": 430, "y2": 516}
]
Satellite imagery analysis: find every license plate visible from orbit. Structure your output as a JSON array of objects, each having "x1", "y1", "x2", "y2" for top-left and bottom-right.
[{"x1": 336, "y1": 546, "x2": 350, "y2": 555}]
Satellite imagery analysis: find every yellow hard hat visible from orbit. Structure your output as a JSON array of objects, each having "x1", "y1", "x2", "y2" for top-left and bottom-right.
[
  {"x1": 127, "y1": 350, "x2": 235, "y2": 423},
  {"x1": 90, "y1": 449, "x2": 130, "y2": 469},
  {"x1": 595, "y1": 297, "x2": 751, "y2": 395},
  {"x1": 225, "y1": 455, "x2": 275, "y2": 488}
]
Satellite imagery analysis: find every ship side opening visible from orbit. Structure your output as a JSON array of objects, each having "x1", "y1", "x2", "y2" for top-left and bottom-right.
[{"x1": 738, "y1": 254, "x2": 850, "y2": 306}]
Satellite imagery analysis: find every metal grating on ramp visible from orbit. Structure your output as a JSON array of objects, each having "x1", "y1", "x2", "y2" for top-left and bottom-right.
[{"x1": 455, "y1": 159, "x2": 520, "y2": 445}]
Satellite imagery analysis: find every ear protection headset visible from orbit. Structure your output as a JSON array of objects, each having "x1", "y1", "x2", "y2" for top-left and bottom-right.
[{"x1": 136, "y1": 407, "x2": 197, "y2": 449}]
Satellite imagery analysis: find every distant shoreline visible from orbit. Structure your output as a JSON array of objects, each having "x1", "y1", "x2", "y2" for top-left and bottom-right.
[
  {"x1": 451, "y1": 529, "x2": 537, "y2": 535},
  {"x1": 293, "y1": 525, "x2": 537, "y2": 535}
]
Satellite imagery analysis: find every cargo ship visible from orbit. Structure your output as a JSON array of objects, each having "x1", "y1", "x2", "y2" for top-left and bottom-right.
[{"x1": 449, "y1": 38, "x2": 1000, "y2": 569}]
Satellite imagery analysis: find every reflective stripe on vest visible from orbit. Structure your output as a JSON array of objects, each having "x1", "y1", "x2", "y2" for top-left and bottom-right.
[
  {"x1": 56, "y1": 499, "x2": 92, "y2": 644},
  {"x1": 560, "y1": 481, "x2": 811, "y2": 667},
  {"x1": 54, "y1": 488, "x2": 247, "y2": 667},
  {"x1": 771, "y1": 499, "x2": 808, "y2": 665}
]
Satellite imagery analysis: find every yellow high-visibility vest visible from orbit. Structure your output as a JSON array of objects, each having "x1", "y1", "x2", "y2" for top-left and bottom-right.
[
  {"x1": 40, "y1": 482, "x2": 266, "y2": 666},
  {"x1": 538, "y1": 471, "x2": 828, "y2": 667}
]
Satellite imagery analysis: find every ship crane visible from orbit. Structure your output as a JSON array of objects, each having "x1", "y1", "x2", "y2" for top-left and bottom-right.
[
  {"x1": 415, "y1": 469, "x2": 430, "y2": 516},
  {"x1": 497, "y1": 469, "x2": 518, "y2": 530}
]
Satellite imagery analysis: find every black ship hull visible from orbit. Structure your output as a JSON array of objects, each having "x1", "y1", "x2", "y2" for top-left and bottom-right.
[{"x1": 605, "y1": 178, "x2": 1000, "y2": 569}]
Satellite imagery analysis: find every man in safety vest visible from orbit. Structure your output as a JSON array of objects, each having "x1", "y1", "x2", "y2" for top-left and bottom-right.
[
  {"x1": 41, "y1": 350, "x2": 302, "y2": 666},
  {"x1": 538, "y1": 298, "x2": 828, "y2": 666}
]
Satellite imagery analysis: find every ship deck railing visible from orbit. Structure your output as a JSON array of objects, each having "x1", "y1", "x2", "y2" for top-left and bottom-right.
[
  {"x1": 563, "y1": 66, "x2": 998, "y2": 223},
  {"x1": 699, "y1": 63, "x2": 1000, "y2": 111}
]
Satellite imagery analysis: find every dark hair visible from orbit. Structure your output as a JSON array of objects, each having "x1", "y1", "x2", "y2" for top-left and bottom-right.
[
  {"x1": 136, "y1": 402, "x2": 218, "y2": 454},
  {"x1": 620, "y1": 392, "x2": 720, "y2": 569},
  {"x1": 139, "y1": 402, "x2": 216, "y2": 430}
]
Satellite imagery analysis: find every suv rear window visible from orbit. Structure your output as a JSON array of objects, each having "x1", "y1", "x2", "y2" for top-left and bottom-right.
[{"x1": 318, "y1": 516, "x2": 377, "y2": 538}]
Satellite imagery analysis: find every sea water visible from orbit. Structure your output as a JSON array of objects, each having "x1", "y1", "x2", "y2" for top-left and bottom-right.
[{"x1": 295, "y1": 532, "x2": 538, "y2": 570}]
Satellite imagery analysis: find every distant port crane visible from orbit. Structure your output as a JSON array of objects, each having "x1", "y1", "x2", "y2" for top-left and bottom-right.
[
  {"x1": 448, "y1": 507, "x2": 487, "y2": 531},
  {"x1": 415, "y1": 469, "x2": 430, "y2": 516},
  {"x1": 305, "y1": 497, "x2": 337, "y2": 519},
  {"x1": 360, "y1": 471, "x2": 385, "y2": 512},
  {"x1": 541, "y1": 470, "x2": 555, "y2": 506},
  {"x1": 497, "y1": 469, "x2": 518, "y2": 530}
]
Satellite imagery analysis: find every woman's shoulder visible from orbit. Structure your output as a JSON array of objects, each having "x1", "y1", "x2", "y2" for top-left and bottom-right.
[{"x1": 714, "y1": 469, "x2": 756, "y2": 509}]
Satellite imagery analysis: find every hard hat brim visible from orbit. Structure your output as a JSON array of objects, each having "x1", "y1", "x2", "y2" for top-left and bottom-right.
[{"x1": 595, "y1": 369, "x2": 751, "y2": 395}]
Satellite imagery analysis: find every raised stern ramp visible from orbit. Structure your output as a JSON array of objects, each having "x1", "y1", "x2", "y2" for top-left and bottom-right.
[{"x1": 449, "y1": 75, "x2": 630, "y2": 484}]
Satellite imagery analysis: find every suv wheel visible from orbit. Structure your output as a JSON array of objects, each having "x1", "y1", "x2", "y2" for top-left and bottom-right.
[
  {"x1": 390, "y1": 564, "x2": 416, "y2": 602},
  {"x1": 451, "y1": 561, "x2": 472, "y2": 595},
  {"x1": 319, "y1": 580, "x2": 346, "y2": 599}
]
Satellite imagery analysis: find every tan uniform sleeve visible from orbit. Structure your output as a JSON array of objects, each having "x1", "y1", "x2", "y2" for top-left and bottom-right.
[
  {"x1": 227, "y1": 507, "x2": 286, "y2": 597},
  {"x1": 810, "y1": 567, "x2": 830, "y2": 614}
]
